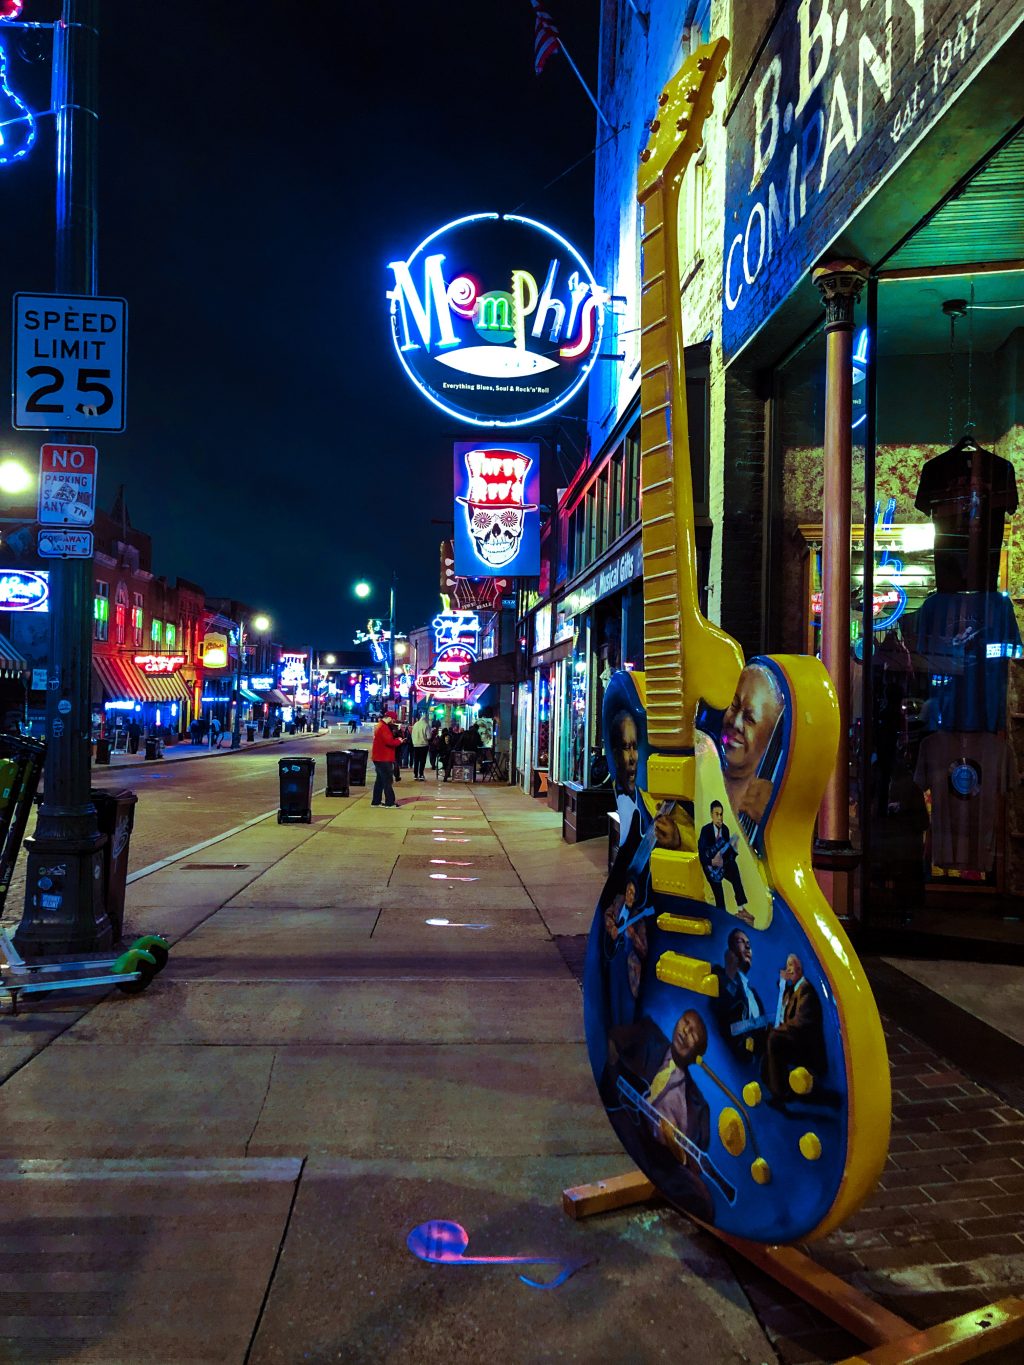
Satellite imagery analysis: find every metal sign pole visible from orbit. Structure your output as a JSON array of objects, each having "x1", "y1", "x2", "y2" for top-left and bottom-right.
[{"x1": 15, "y1": 0, "x2": 111, "y2": 956}]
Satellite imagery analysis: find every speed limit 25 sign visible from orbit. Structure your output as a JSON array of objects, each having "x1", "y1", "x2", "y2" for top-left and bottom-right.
[{"x1": 12, "y1": 293, "x2": 127, "y2": 432}]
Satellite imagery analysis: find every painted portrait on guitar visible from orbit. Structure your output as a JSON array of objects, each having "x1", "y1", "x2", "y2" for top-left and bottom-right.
[{"x1": 585, "y1": 666, "x2": 852, "y2": 1243}]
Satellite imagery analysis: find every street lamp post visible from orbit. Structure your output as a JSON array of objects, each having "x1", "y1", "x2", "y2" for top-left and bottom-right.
[
  {"x1": 231, "y1": 611, "x2": 269, "y2": 750},
  {"x1": 16, "y1": 0, "x2": 108, "y2": 956}
]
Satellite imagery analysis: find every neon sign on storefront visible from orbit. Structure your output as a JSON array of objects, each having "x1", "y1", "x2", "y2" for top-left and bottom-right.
[{"x1": 387, "y1": 213, "x2": 611, "y2": 427}]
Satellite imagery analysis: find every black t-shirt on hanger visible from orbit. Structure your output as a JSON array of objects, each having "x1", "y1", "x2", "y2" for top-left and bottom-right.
[{"x1": 915, "y1": 442, "x2": 1017, "y2": 593}]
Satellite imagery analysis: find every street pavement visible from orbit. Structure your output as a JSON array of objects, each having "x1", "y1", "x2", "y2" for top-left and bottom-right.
[
  {"x1": 0, "y1": 741, "x2": 1020, "y2": 1362},
  {"x1": 0, "y1": 744, "x2": 777, "y2": 1364}
]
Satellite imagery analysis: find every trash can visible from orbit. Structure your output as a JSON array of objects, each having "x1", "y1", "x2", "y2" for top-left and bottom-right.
[
  {"x1": 144, "y1": 737, "x2": 163, "y2": 761},
  {"x1": 91, "y1": 788, "x2": 137, "y2": 942},
  {"x1": 287, "y1": 721, "x2": 297, "y2": 736},
  {"x1": 262, "y1": 723, "x2": 272, "y2": 738},
  {"x1": 345, "y1": 749, "x2": 368, "y2": 787},
  {"x1": 0, "y1": 733, "x2": 47, "y2": 918},
  {"x1": 278, "y1": 756, "x2": 315, "y2": 823},
  {"x1": 272, "y1": 724, "x2": 282, "y2": 737},
  {"x1": 246, "y1": 725, "x2": 257, "y2": 743},
  {"x1": 95, "y1": 737, "x2": 111, "y2": 765},
  {"x1": 325, "y1": 751, "x2": 350, "y2": 797}
]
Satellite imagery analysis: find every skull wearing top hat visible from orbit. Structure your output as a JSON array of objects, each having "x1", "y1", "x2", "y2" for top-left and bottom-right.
[{"x1": 457, "y1": 448, "x2": 537, "y2": 569}]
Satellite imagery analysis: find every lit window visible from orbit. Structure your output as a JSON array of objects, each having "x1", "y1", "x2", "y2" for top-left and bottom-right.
[
  {"x1": 165, "y1": 622, "x2": 176, "y2": 649},
  {"x1": 151, "y1": 618, "x2": 162, "y2": 645},
  {"x1": 133, "y1": 594, "x2": 144, "y2": 646},
  {"x1": 94, "y1": 582, "x2": 109, "y2": 642}
]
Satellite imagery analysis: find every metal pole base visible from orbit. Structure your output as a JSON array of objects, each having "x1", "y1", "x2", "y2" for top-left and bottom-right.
[{"x1": 15, "y1": 822, "x2": 112, "y2": 958}]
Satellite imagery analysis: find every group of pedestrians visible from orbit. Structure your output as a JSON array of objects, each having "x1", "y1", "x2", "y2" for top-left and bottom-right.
[
  {"x1": 189, "y1": 716, "x2": 224, "y2": 748},
  {"x1": 371, "y1": 713, "x2": 491, "y2": 806}
]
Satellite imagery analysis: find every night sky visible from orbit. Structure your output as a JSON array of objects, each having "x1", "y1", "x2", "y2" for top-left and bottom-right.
[{"x1": 1, "y1": 1, "x2": 600, "y2": 649}]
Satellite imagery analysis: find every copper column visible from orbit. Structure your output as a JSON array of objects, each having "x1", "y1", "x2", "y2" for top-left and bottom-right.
[{"x1": 812, "y1": 260, "x2": 868, "y2": 851}]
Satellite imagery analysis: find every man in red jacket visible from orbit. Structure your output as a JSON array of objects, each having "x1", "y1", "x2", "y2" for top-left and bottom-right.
[{"x1": 371, "y1": 713, "x2": 403, "y2": 808}]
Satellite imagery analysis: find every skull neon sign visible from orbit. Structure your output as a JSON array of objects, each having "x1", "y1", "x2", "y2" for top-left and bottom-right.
[{"x1": 454, "y1": 442, "x2": 539, "y2": 577}]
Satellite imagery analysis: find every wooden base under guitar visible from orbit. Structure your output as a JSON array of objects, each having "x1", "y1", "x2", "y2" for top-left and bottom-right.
[{"x1": 561, "y1": 1169, "x2": 1024, "y2": 1364}]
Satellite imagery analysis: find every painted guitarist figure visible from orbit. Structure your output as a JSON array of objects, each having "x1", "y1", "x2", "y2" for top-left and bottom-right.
[
  {"x1": 698, "y1": 800, "x2": 749, "y2": 917},
  {"x1": 583, "y1": 34, "x2": 891, "y2": 1247}
]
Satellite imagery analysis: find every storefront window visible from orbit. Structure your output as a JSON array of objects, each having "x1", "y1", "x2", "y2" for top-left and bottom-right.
[
  {"x1": 133, "y1": 594, "x2": 144, "y2": 646},
  {"x1": 865, "y1": 268, "x2": 1024, "y2": 938},
  {"x1": 114, "y1": 583, "x2": 128, "y2": 645},
  {"x1": 165, "y1": 622, "x2": 176, "y2": 650},
  {"x1": 94, "y1": 582, "x2": 109, "y2": 641},
  {"x1": 151, "y1": 618, "x2": 162, "y2": 645}
]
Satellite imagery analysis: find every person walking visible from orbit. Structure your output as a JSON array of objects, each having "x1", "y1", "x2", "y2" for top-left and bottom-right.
[
  {"x1": 428, "y1": 724, "x2": 441, "y2": 773},
  {"x1": 411, "y1": 713, "x2": 430, "y2": 781},
  {"x1": 439, "y1": 727, "x2": 454, "y2": 782},
  {"x1": 127, "y1": 719, "x2": 141, "y2": 755},
  {"x1": 209, "y1": 716, "x2": 221, "y2": 749},
  {"x1": 371, "y1": 712, "x2": 402, "y2": 808}
]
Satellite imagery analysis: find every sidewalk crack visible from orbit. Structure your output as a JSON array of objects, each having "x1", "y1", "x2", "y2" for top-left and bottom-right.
[
  {"x1": 243, "y1": 1153, "x2": 305, "y2": 1364},
  {"x1": 245, "y1": 1048, "x2": 278, "y2": 1157}
]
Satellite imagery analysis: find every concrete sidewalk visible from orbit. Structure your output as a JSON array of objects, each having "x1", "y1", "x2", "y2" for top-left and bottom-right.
[
  {"x1": 0, "y1": 773, "x2": 1021, "y2": 1362},
  {"x1": 0, "y1": 773, "x2": 776, "y2": 1364}
]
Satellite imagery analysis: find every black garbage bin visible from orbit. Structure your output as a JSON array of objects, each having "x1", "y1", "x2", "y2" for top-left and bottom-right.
[
  {"x1": 262, "y1": 723, "x2": 272, "y2": 738},
  {"x1": 144, "y1": 737, "x2": 162, "y2": 761},
  {"x1": 325, "y1": 751, "x2": 350, "y2": 797},
  {"x1": 345, "y1": 748, "x2": 368, "y2": 786},
  {"x1": 287, "y1": 721, "x2": 297, "y2": 736},
  {"x1": 278, "y1": 756, "x2": 315, "y2": 823},
  {"x1": 91, "y1": 788, "x2": 137, "y2": 942},
  {"x1": 95, "y1": 737, "x2": 111, "y2": 765},
  {"x1": 272, "y1": 723, "x2": 281, "y2": 737},
  {"x1": 246, "y1": 725, "x2": 257, "y2": 743}
]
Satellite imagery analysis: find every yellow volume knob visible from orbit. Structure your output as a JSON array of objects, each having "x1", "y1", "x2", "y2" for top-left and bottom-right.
[
  {"x1": 718, "y1": 1107, "x2": 746, "y2": 1157},
  {"x1": 788, "y1": 1067, "x2": 814, "y2": 1095},
  {"x1": 799, "y1": 1132, "x2": 822, "y2": 1161},
  {"x1": 742, "y1": 1082, "x2": 762, "y2": 1107},
  {"x1": 750, "y1": 1157, "x2": 771, "y2": 1185}
]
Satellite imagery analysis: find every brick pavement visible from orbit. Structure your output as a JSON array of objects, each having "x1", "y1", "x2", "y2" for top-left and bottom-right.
[{"x1": 729, "y1": 1014, "x2": 1024, "y2": 1363}]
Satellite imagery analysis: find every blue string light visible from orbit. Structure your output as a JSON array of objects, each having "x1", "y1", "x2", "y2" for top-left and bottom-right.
[{"x1": 0, "y1": 39, "x2": 36, "y2": 165}]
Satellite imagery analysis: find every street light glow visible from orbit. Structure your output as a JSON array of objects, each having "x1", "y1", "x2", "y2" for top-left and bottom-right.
[
  {"x1": 252, "y1": 613, "x2": 271, "y2": 633},
  {"x1": 324, "y1": 653, "x2": 336, "y2": 665},
  {"x1": 0, "y1": 457, "x2": 32, "y2": 496},
  {"x1": 354, "y1": 581, "x2": 372, "y2": 599}
]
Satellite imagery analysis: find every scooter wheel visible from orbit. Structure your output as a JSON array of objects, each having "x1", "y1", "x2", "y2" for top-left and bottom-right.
[
  {"x1": 112, "y1": 949, "x2": 157, "y2": 995},
  {"x1": 146, "y1": 944, "x2": 169, "y2": 973}
]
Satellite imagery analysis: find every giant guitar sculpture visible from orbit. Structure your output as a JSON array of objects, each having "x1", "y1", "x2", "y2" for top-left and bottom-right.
[{"x1": 583, "y1": 37, "x2": 891, "y2": 1245}]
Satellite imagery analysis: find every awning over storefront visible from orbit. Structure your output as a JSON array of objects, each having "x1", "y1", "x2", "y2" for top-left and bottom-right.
[
  {"x1": 93, "y1": 656, "x2": 192, "y2": 705},
  {"x1": 237, "y1": 685, "x2": 262, "y2": 704},
  {"x1": 255, "y1": 688, "x2": 289, "y2": 707},
  {"x1": 0, "y1": 633, "x2": 28, "y2": 679},
  {"x1": 467, "y1": 651, "x2": 523, "y2": 685}
]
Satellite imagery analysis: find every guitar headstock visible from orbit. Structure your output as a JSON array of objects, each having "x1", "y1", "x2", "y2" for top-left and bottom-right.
[{"x1": 638, "y1": 36, "x2": 729, "y2": 203}]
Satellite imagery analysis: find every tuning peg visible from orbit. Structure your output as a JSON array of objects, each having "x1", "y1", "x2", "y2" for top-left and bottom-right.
[
  {"x1": 658, "y1": 91, "x2": 669, "y2": 106},
  {"x1": 676, "y1": 116, "x2": 689, "y2": 132},
  {"x1": 717, "y1": 65, "x2": 727, "y2": 82},
  {"x1": 684, "y1": 88, "x2": 698, "y2": 103},
  {"x1": 648, "y1": 118, "x2": 660, "y2": 134},
  {"x1": 697, "y1": 56, "x2": 711, "y2": 71},
  {"x1": 639, "y1": 149, "x2": 652, "y2": 163}
]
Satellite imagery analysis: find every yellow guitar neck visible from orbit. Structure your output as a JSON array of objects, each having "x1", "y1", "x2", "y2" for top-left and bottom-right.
[{"x1": 637, "y1": 52, "x2": 742, "y2": 761}]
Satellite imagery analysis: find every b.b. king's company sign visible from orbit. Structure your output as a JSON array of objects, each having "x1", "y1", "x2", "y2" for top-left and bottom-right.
[
  {"x1": 723, "y1": 0, "x2": 1021, "y2": 360},
  {"x1": 387, "y1": 213, "x2": 608, "y2": 426}
]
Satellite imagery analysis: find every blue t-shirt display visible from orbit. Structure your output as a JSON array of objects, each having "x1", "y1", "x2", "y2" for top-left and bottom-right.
[{"x1": 913, "y1": 591, "x2": 1022, "y2": 734}]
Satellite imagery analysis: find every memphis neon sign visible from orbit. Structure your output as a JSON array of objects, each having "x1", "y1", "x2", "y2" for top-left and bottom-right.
[{"x1": 387, "y1": 213, "x2": 608, "y2": 427}]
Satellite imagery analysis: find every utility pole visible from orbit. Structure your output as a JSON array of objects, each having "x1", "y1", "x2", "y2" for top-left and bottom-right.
[
  {"x1": 230, "y1": 613, "x2": 245, "y2": 750},
  {"x1": 16, "y1": 0, "x2": 111, "y2": 956},
  {"x1": 389, "y1": 574, "x2": 397, "y2": 709}
]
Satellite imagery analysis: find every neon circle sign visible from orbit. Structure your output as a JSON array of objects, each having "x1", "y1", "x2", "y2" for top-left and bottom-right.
[{"x1": 387, "y1": 213, "x2": 608, "y2": 427}]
